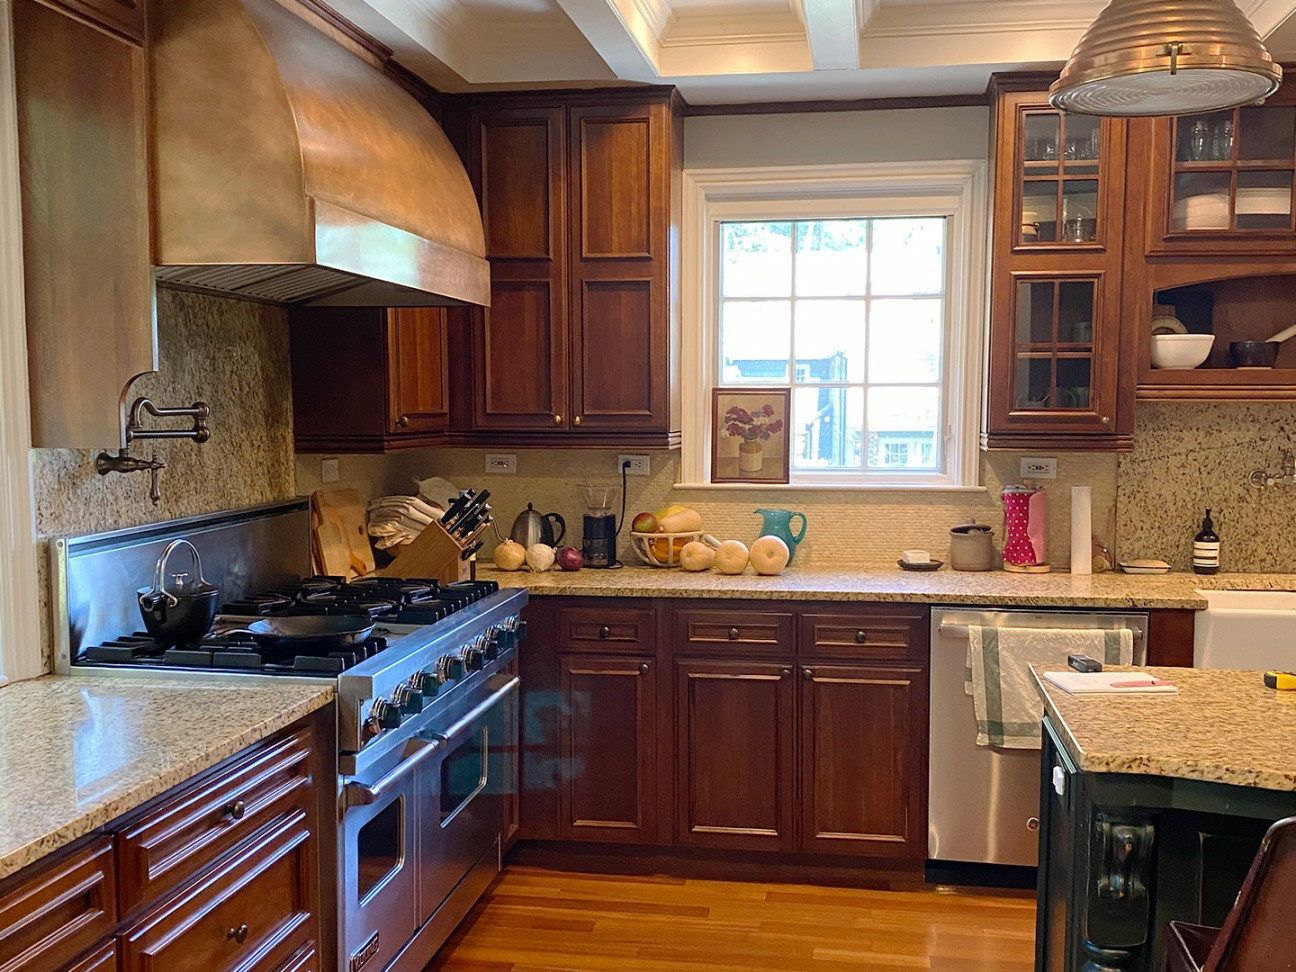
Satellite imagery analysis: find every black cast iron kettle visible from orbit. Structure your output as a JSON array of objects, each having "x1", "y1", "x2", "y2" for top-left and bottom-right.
[{"x1": 137, "y1": 538, "x2": 221, "y2": 645}]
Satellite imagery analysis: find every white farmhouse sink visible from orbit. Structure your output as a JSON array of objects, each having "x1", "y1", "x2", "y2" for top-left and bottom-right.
[{"x1": 1194, "y1": 590, "x2": 1296, "y2": 669}]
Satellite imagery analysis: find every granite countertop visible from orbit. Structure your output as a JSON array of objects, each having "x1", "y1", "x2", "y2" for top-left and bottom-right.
[
  {"x1": 1032, "y1": 666, "x2": 1296, "y2": 792},
  {"x1": 0, "y1": 676, "x2": 334, "y2": 881},
  {"x1": 486, "y1": 565, "x2": 1296, "y2": 609}
]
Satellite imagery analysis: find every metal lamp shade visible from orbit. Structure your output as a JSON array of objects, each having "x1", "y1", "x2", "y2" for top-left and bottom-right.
[{"x1": 1049, "y1": 0, "x2": 1282, "y2": 116}]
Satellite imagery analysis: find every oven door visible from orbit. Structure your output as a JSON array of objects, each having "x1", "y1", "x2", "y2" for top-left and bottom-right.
[
  {"x1": 340, "y1": 739, "x2": 429, "y2": 972},
  {"x1": 418, "y1": 674, "x2": 519, "y2": 921}
]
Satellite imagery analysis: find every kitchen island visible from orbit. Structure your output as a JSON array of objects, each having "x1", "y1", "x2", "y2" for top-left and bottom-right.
[
  {"x1": 0, "y1": 675, "x2": 333, "y2": 880},
  {"x1": 1031, "y1": 666, "x2": 1296, "y2": 972}
]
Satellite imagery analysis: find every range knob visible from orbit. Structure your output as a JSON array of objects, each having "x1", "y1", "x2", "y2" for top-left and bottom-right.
[
  {"x1": 493, "y1": 623, "x2": 516, "y2": 652},
  {"x1": 482, "y1": 630, "x2": 501, "y2": 661},
  {"x1": 436, "y1": 652, "x2": 464, "y2": 682},
  {"x1": 411, "y1": 669, "x2": 441, "y2": 699},
  {"x1": 514, "y1": 619, "x2": 528, "y2": 643},
  {"x1": 369, "y1": 698, "x2": 403, "y2": 733},
  {"x1": 394, "y1": 682, "x2": 425, "y2": 715},
  {"x1": 463, "y1": 645, "x2": 485, "y2": 672}
]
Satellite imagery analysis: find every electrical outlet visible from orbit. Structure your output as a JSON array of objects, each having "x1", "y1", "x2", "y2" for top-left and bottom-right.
[
  {"x1": 619, "y1": 454, "x2": 651, "y2": 476},
  {"x1": 1020, "y1": 457, "x2": 1058, "y2": 480},
  {"x1": 320, "y1": 458, "x2": 339, "y2": 483},
  {"x1": 485, "y1": 453, "x2": 516, "y2": 474}
]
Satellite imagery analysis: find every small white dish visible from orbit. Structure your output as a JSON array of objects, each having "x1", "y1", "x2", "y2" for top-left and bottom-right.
[
  {"x1": 1119, "y1": 559, "x2": 1172, "y2": 574},
  {"x1": 1151, "y1": 333, "x2": 1214, "y2": 369}
]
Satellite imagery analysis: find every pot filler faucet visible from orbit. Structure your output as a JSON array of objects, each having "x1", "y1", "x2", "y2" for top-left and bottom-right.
[
  {"x1": 95, "y1": 397, "x2": 211, "y2": 505},
  {"x1": 1248, "y1": 447, "x2": 1296, "y2": 489}
]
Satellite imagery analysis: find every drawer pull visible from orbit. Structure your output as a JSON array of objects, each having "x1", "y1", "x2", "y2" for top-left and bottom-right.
[
  {"x1": 227, "y1": 924, "x2": 250, "y2": 944},
  {"x1": 778, "y1": 667, "x2": 791, "y2": 678},
  {"x1": 639, "y1": 662, "x2": 650, "y2": 674},
  {"x1": 727, "y1": 627, "x2": 739, "y2": 640},
  {"x1": 802, "y1": 667, "x2": 814, "y2": 680},
  {"x1": 855, "y1": 630, "x2": 867, "y2": 643},
  {"x1": 223, "y1": 799, "x2": 246, "y2": 821},
  {"x1": 598, "y1": 626, "x2": 611, "y2": 639}
]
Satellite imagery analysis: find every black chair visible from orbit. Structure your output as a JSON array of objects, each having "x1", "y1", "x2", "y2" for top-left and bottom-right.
[{"x1": 1160, "y1": 816, "x2": 1296, "y2": 971}]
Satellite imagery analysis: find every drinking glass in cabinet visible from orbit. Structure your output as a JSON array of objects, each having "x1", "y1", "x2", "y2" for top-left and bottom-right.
[
  {"x1": 1024, "y1": 114, "x2": 1059, "y2": 162},
  {"x1": 1061, "y1": 183, "x2": 1098, "y2": 242},
  {"x1": 1177, "y1": 110, "x2": 1234, "y2": 162},
  {"x1": 1063, "y1": 116, "x2": 1100, "y2": 162}
]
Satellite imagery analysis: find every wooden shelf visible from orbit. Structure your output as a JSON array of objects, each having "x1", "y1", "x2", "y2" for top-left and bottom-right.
[{"x1": 1138, "y1": 367, "x2": 1296, "y2": 400}]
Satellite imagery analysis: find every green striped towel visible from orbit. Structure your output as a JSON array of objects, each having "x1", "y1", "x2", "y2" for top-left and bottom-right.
[{"x1": 964, "y1": 626, "x2": 1132, "y2": 748}]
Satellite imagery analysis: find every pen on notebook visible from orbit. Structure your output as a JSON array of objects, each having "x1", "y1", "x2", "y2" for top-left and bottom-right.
[{"x1": 1109, "y1": 679, "x2": 1173, "y2": 687}]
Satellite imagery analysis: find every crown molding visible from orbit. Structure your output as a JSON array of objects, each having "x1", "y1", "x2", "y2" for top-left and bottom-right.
[{"x1": 865, "y1": 0, "x2": 1102, "y2": 38}]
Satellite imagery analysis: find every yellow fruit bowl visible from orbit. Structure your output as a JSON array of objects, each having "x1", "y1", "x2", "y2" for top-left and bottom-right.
[{"x1": 629, "y1": 531, "x2": 704, "y2": 567}]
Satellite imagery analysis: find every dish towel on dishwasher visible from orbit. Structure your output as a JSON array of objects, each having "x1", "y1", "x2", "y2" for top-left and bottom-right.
[{"x1": 964, "y1": 626, "x2": 1133, "y2": 748}]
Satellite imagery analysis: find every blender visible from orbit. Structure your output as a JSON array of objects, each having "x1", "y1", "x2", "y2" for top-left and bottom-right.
[{"x1": 579, "y1": 483, "x2": 622, "y2": 568}]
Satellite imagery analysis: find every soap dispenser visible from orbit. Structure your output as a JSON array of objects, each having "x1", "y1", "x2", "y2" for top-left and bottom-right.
[{"x1": 1193, "y1": 509, "x2": 1220, "y2": 575}]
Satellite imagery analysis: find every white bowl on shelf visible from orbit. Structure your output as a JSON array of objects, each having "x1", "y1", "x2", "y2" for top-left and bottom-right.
[
  {"x1": 1150, "y1": 333, "x2": 1215, "y2": 369},
  {"x1": 1172, "y1": 192, "x2": 1229, "y2": 230}
]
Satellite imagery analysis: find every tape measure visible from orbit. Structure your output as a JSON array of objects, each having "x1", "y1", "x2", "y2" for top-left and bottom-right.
[{"x1": 1263, "y1": 671, "x2": 1296, "y2": 690}]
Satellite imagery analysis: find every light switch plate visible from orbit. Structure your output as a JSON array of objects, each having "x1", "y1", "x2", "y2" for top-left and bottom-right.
[
  {"x1": 485, "y1": 453, "x2": 517, "y2": 474},
  {"x1": 320, "y1": 458, "x2": 339, "y2": 483},
  {"x1": 1020, "y1": 457, "x2": 1058, "y2": 479}
]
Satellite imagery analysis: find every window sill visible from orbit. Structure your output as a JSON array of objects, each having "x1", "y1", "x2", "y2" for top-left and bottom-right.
[{"x1": 674, "y1": 482, "x2": 988, "y2": 493}]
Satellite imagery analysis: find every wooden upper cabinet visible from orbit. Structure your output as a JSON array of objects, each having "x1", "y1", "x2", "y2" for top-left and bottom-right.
[
  {"x1": 983, "y1": 77, "x2": 1132, "y2": 451},
  {"x1": 290, "y1": 306, "x2": 449, "y2": 452},
  {"x1": 799, "y1": 664, "x2": 927, "y2": 859},
  {"x1": 45, "y1": 0, "x2": 144, "y2": 43},
  {"x1": 465, "y1": 90, "x2": 681, "y2": 446}
]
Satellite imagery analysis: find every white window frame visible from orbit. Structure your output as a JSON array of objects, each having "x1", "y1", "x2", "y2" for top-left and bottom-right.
[
  {"x1": 0, "y1": 3, "x2": 44, "y2": 685},
  {"x1": 678, "y1": 161, "x2": 988, "y2": 491}
]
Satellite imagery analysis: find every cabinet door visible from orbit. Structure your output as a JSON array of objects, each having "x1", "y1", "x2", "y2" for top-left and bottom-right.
[
  {"x1": 43, "y1": 0, "x2": 143, "y2": 42},
  {"x1": 674, "y1": 659, "x2": 795, "y2": 852},
  {"x1": 568, "y1": 102, "x2": 671, "y2": 433},
  {"x1": 387, "y1": 307, "x2": 449, "y2": 436},
  {"x1": 471, "y1": 106, "x2": 569, "y2": 431},
  {"x1": 558, "y1": 654, "x2": 657, "y2": 842},
  {"x1": 799, "y1": 664, "x2": 927, "y2": 858}
]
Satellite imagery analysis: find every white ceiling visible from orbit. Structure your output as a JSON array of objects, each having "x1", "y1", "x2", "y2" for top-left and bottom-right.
[{"x1": 330, "y1": 0, "x2": 1296, "y2": 104}]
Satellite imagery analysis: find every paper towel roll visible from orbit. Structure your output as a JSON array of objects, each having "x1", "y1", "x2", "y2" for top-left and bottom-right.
[{"x1": 1071, "y1": 486, "x2": 1092, "y2": 575}]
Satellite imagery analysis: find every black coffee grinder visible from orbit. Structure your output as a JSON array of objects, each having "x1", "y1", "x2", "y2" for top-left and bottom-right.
[{"x1": 579, "y1": 482, "x2": 622, "y2": 568}]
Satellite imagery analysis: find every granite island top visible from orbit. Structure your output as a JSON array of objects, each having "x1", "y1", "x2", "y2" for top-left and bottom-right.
[
  {"x1": 486, "y1": 565, "x2": 1296, "y2": 610},
  {"x1": 1032, "y1": 666, "x2": 1296, "y2": 792},
  {"x1": 0, "y1": 675, "x2": 333, "y2": 882}
]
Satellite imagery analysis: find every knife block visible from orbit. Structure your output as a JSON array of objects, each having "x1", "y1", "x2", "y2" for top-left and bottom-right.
[{"x1": 378, "y1": 519, "x2": 472, "y2": 583}]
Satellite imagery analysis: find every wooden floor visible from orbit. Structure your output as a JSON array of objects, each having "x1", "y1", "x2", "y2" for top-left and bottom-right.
[{"x1": 426, "y1": 866, "x2": 1037, "y2": 971}]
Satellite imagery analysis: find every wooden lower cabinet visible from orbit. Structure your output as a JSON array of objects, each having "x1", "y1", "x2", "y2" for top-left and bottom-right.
[
  {"x1": 558, "y1": 654, "x2": 658, "y2": 842},
  {"x1": 674, "y1": 659, "x2": 796, "y2": 852},
  {"x1": 799, "y1": 664, "x2": 928, "y2": 859},
  {"x1": 64, "y1": 942, "x2": 118, "y2": 972}
]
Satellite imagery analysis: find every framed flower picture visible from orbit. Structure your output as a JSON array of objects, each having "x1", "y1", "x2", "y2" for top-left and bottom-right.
[{"x1": 711, "y1": 387, "x2": 791, "y2": 484}]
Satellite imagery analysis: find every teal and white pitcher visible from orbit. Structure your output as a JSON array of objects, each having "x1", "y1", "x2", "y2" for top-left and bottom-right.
[{"x1": 754, "y1": 509, "x2": 807, "y2": 565}]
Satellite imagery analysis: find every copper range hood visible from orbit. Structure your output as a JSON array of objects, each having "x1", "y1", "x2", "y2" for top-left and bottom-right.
[{"x1": 149, "y1": 0, "x2": 489, "y2": 307}]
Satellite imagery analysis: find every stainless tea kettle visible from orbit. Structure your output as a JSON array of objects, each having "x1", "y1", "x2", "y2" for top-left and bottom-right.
[{"x1": 510, "y1": 503, "x2": 566, "y2": 548}]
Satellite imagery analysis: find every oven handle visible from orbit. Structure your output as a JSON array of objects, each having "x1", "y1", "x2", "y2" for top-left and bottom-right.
[
  {"x1": 429, "y1": 676, "x2": 520, "y2": 748},
  {"x1": 342, "y1": 736, "x2": 446, "y2": 809}
]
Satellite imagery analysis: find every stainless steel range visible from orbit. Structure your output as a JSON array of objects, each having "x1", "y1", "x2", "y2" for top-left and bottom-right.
[{"x1": 53, "y1": 500, "x2": 528, "y2": 972}]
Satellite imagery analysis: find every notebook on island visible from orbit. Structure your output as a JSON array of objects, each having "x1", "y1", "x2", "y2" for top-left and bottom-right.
[{"x1": 1042, "y1": 671, "x2": 1179, "y2": 696}]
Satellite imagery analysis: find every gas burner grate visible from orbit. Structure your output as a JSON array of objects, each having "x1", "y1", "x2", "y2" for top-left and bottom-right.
[{"x1": 81, "y1": 631, "x2": 389, "y2": 674}]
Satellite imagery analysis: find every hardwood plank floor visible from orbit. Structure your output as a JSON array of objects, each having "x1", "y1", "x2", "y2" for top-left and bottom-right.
[{"x1": 426, "y1": 867, "x2": 1037, "y2": 972}]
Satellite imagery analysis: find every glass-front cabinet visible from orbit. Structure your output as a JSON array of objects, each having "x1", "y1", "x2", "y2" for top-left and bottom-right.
[
  {"x1": 985, "y1": 78, "x2": 1129, "y2": 449},
  {"x1": 1143, "y1": 84, "x2": 1296, "y2": 254}
]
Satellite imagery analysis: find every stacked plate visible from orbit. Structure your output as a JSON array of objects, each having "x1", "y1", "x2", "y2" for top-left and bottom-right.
[
  {"x1": 1236, "y1": 186, "x2": 1292, "y2": 216},
  {"x1": 1172, "y1": 188, "x2": 1292, "y2": 229}
]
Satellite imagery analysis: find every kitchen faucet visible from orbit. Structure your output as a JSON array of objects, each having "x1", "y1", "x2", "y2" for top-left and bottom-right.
[{"x1": 1247, "y1": 448, "x2": 1296, "y2": 488}]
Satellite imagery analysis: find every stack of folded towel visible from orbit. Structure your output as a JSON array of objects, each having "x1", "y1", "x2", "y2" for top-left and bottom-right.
[{"x1": 366, "y1": 495, "x2": 445, "y2": 550}]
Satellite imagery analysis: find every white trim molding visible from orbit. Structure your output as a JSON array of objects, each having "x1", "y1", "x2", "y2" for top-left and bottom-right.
[
  {"x1": 0, "y1": 2, "x2": 44, "y2": 685},
  {"x1": 679, "y1": 160, "x2": 988, "y2": 491}
]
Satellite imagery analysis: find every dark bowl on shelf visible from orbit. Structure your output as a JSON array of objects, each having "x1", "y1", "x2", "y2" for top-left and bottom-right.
[{"x1": 1230, "y1": 341, "x2": 1280, "y2": 368}]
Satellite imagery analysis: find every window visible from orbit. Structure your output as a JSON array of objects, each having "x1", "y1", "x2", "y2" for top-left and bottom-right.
[{"x1": 680, "y1": 162, "x2": 988, "y2": 489}]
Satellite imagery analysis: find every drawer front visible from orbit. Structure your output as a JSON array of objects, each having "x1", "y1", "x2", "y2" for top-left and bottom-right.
[
  {"x1": 273, "y1": 942, "x2": 318, "y2": 972},
  {"x1": 558, "y1": 606, "x2": 655, "y2": 653},
  {"x1": 64, "y1": 941, "x2": 118, "y2": 972},
  {"x1": 674, "y1": 610, "x2": 794, "y2": 655},
  {"x1": 799, "y1": 610, "x2": 927, "y2": 662},
  {"x1": 118, "y1": 811, "x2": 316, "y2": 972},
  {"x1": 0, "y1": 836, "x2": 116, "y2": 972},
  {"x1": 116, "y1": 727, "x2": 314, "y2": 914}
]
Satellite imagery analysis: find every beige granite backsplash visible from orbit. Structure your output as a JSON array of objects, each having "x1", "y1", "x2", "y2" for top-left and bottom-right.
[
  {"x1": 1118, "y1": 401, "x2": 1296, "y2": 572},
  {"x1": 30, "y1": 288, "x2": 297, "y2": 669},
  {"x1": 298, "y1": 448, "x2": 1118, "y2": 570}
]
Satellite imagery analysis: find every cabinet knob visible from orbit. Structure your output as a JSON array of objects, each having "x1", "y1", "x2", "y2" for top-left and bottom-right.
[
  {"x1": 553, "y1": 413, "x2": 563, "y2": 425},
  {"x1": 639, "y1": 662, "x2": 650, "y2": 674},
  {"x1": 598, "y1": 625, "x2": 610, "y2": 639},
  {"x1": 1101, "y1": 416, "x2": 1111, "y2": 426},
  {"x1": 727, "y1": 627, "x2": 740, "y2": 640},
  {"x1": 222, "y1": 799, "x2": 246, "y2": 821},
  {"x1": 226, "y1": 924, "x2": 249, "y2": 944},
  {"x1": 802, "y1": 667, "x2": 814, "y2": 680},
  {"x1": 574, "y1": 415, "x2": 582, "y2": 426},
  {"x1": 397, "y1": 414, "x2": 410, "y2": 428},
  {"x1": 855, "y1": 629, "x2": 867, "y2": 644},
  {"x1": 1027, "y1": 816, "x2": 1040, "y2": 832},
  {"x1": 778, "y1": 667, "x2": 791, "y2": 678}
]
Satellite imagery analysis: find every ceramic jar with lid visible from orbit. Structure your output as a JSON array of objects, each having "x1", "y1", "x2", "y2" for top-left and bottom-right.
[{"x1": 948, "y1": 520, "x2": 996, "y2": 571}]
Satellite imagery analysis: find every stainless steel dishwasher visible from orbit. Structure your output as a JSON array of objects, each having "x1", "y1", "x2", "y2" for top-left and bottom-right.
[{"x1": 928, "y1": 607, "x2": 1148, "y2": 867}]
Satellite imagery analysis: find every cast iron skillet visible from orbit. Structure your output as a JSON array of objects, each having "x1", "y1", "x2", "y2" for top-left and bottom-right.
[{"x1": 220, "y1": 615, "x2": 376, "y2": 650}]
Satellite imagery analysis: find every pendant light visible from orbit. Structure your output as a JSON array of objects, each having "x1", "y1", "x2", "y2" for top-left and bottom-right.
[{"x1": 1049, "y1": 0, "x2": 1282, "y2": 116}]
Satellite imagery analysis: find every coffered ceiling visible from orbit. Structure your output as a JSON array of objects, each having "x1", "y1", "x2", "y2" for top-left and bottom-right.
[{"x1": 330, "y1": 0, "x2": 1296, "y2": 104}]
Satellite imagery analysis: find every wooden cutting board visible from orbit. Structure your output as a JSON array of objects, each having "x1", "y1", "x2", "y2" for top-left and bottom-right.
[{"x1": 311, "y1": 488, "x2": 375, "y2": 580}]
